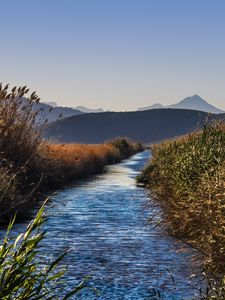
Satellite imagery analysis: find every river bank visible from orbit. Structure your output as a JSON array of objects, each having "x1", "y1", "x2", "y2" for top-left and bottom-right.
[
  {"x1": 138, "y1": 124, "x2": 225, "y2": 298},
  {"x1": 1, "y1": 137, "x2": 143, "y2": 221}
]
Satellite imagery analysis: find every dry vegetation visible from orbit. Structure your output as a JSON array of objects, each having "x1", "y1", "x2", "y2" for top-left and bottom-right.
[
  {"x1": 41, "y1": 139, "x2": 142, "y2": 187},
  {"x1": 138, "y1": 124, "x2": 225, "y2": 298},
  {"x1": 0, "y1": 83, "x2": 142, "y2": 221}
]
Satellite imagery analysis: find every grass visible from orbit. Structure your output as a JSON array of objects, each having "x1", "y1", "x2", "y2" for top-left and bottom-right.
[{"x1": 137, "y1": 123, "x2": 225, "y2": 298}]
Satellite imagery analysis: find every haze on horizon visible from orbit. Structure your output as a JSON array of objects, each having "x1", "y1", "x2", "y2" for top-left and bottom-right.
[{"x1": 0, "y1": 0, "x2": 225, "y2": 111}]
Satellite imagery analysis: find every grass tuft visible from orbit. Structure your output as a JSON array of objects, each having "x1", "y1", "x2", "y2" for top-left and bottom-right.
[{"x1": 0, "y1": 202, "x2": 87, "y2": 299}]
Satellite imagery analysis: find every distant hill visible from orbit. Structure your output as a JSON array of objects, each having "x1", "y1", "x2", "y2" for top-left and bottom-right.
[
  {"x1": 44, "y1": 109, "x2": 224, "y2": 144},
  {"x1": 38, "y1": 104, "x2": 83, "y2": 123},
  {"x1": 42, "y1": 103, "x2": 104, "y2": 114},
  {"x1": 137, "y1": 95, "x2": 224, "y2": 114},
  {"x1": 21, "y1": 99, "x2": 84, "y2": 123},
  {"x1": 74, "y1": 106, "x2": 104, "y2": 113},
  {"x1": 138, "y1": 103, "x2": 163, "y2": 111},
  {"x1": 43, "y1": 101, "x2": 57, "y2": 107}
]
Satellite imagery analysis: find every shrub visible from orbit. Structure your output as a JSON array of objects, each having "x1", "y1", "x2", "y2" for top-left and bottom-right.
[{"x1": 110, "y1": 137, "x2": 143, "y2": 158}]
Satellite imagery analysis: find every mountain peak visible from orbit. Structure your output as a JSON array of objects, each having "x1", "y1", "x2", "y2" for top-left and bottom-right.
[
  {"x1": 137, "y1": 95, "x2": 224, "y2": 114},
  {"x1": 170, "y1": 95, "x2": 224, "y2": 113},
  {"x1": 180, "y1": 94, "x2": 207, "y2": 104}
]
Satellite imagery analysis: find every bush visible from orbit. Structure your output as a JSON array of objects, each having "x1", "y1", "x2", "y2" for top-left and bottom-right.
[{"x1": 110, "y1": 137, "x2": 143, "y2": 158}]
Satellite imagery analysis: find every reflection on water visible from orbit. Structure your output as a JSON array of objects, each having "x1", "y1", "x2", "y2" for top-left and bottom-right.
[{"x1": 1, "y1": 151, "x2": 197, "y2": 299}]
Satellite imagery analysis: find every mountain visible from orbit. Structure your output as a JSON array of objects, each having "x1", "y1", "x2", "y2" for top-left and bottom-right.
[
  {"x1": 137, "y1": 95, "x2": 224, "y2": 114},
  {"x1": 168, "y1": 95, "x2": 224, "y2": 113},
  {"x1": 44, "y1": 109, "x2": 224, "y2": 144},
  {"x1": 75, "y1": 106, "x2": 104, "y2": 113}
]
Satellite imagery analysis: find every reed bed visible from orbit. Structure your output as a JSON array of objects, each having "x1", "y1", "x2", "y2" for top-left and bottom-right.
[
  {"x1": 41, "y1": 139, "x2": 142, "y2": 187},
  {"x1": 138, "y1": 124, "x2": 225, "y2": 297}
]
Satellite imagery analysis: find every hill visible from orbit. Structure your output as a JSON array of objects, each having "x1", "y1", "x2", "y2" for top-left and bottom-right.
[
  {"x1": 137, "y1": 95, "x2": 224, "y2": 114},
  {"x1": 74, "y1": 106, "x2": 104, "y2": 113},
  {"x1": 44, "y1": 109, "x2": 224, "y2": 144},
  {"x1": 36, "y1": 103, "x2": 84, "y2": 123},
  {"x1": 43, "y1": 103, "x2": 105, "y2": 114},
  {"x1": 138, "y1": 103, "x2": 163, "y2": 110}
]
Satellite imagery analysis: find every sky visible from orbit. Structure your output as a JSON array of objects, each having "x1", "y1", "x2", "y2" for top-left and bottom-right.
[{"x1": 0, "y1": 0, "x2": 225, "y2": 111}]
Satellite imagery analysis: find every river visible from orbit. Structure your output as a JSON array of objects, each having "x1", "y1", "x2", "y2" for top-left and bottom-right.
[{"x1": 3, "y1": 150, "x2": 197, "y2": 299}]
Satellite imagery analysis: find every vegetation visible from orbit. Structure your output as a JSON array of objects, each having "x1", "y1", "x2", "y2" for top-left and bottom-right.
[
  {"x1": 44, "y1": 139, "x2": 142, "y2": 185},
  {"x1": 0, "y1": 84, "x2": 45, "y2": 220},
  {"x1": 0, "y1": 83, "x2": 142, "y2": 220},
  {"x1": 0, "y1": 202, "x2": 87, "y2": 299},
  {"x1": 138, "y1": 124, "x2": 225, "y2": 298}
]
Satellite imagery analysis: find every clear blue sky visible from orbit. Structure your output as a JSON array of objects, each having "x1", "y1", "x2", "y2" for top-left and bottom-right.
[{"x1": 0, "y1": 0, "x2": 225, "y2": 110}]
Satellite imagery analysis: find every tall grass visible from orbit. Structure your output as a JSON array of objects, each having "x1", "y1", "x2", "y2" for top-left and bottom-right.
[
  {"x1": 0, "y1": 84, "x2": 45, "y2": 220},
  {"x1": 138, "y1": 124, "x2": 225, "y2": 297},
  {"x1": 40, "y1": 139, "x2": 143, "y2": 187}
]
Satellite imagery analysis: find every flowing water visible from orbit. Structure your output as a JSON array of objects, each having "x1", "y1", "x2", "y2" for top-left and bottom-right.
[{"x1": 2, "y1": 151, "x2": 198, "y2": 299}]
